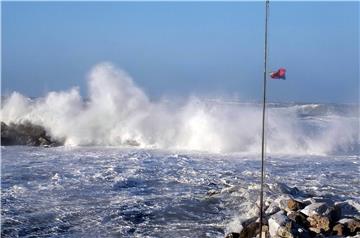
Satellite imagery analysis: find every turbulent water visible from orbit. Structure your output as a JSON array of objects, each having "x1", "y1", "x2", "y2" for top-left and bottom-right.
[
  {"x1": 2, "y1": 147, "x2": 359, "y2": 237},
  {"x1": 1, "y1": 63, "x2": 359, "y2": 237}
]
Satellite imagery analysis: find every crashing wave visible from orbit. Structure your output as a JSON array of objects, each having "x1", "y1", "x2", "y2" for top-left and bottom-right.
[{"x1": 1, "y1": 62, "x2": 359, "y2": 155}]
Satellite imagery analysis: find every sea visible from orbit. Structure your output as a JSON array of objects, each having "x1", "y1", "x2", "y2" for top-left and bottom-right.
[{"x1": 1, "y1": 63, "x2": 359, "y2": 237}]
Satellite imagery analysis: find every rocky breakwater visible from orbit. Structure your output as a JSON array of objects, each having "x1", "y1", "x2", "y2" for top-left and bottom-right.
[
  {"x1": 226, "y1": 192, "x2": 360, "y2": 237},
  {"x1": 1, "y1": 121, "x2": 63, "y2": 147}
]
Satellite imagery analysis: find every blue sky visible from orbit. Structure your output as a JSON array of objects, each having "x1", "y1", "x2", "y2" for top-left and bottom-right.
[{"x1": 2, "y1": 1, "x2": 359, "y2": 103}]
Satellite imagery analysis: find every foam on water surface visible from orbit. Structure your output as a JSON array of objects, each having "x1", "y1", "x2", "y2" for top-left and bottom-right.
[{"x1": 1, "y1": 146, "x2": 359, "y2": 237}]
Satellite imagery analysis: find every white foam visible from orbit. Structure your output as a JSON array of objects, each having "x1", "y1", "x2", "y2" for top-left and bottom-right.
[{"x1": 1, "y1": 62, "x2": 358, "y2": 154}]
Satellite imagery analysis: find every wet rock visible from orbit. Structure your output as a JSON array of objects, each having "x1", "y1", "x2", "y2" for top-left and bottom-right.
[
  {"x1": 294, "y1": 227, "x2": 311, "y2": 238},
  {"x1": 38, "y1": 136, "x2": 51, "y2": 146},
  {"x1": 266, "y1": 204, "x2": 281, "y2": 217},
  {"x1": 307, "y1": 214, "x2": 331, "y2": 233},
  {"x1": 335, "y1": 200, "x2": 360, "y2": 219},
  {"x1": 267, "y1": 195, "x2": 291, "y2": 214},
  {"x1": 339, "y1": 218, "x2": 360, "y2": 235},
  {"x1": 347, "y1": 219, "x2": 360, "y2": 234},
  {"x1": 303, "y1": 197, "x2": 334, "y2": 206},
  {"x1": 287, "y1": 211, "x2": 309, "y2": 227},
  {"x1": 225, "y1": 232, "x2": 240, "y2": 238},
  {"x1": 332, "y1": 223, "x2": 348, "y2": 236},
  {"x1": 268, "y1": 211, "x2": 294, "y2": 238},
  {"x1": 300, "y1": 203, "x2": 328, "y2": 217},
  {"x1": 327, "y1": 204, "x2": 342, "y2": 223},
  {"x1": 1, "y1": 121, "x2": 62, "y2": 147},
  {"x1": 239, "y1": 221, "x2": 259, "y2": 238},
  {"x1": 238, "y1": 217, "x2": 259, "y2": 238},
  {"x1": 287, "y1": 198, "x2": 304, "y2": 211}
]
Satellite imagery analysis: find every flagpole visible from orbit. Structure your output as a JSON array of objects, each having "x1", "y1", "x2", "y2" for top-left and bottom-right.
[{"x1": 260, "y1": 0, "x2": 269, "y2": 237}]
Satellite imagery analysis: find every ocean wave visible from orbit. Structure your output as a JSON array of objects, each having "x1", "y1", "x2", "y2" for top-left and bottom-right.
[{"x1": 1, "y1": 62, "x2": 359, "y2": 155}]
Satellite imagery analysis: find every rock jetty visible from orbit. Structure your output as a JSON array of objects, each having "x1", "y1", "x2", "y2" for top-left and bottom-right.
[{"x1": 225, "y1": 190, "x2": 360, "y2": 238}]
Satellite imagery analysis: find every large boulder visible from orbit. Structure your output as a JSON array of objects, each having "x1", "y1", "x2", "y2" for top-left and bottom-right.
[
  {"x1": 225, "y1": 217, "x2": 262, "y2": 238},
  {"x1": 301, "y1": 202, "x2": 341, "y2": 234},
  {"x1": 239, "y1": 217, "x2": 259, "y2": 238},
  {"x1": 307, "y1": 214, "x2": 331, "y2": 233},
  {"x1": 332, "y1": 223, "x2": 348, "y2": 236},
  {"x1": 268, "y1": 211, "x2": 294, "y2": 238},
  {"x1": 287, "y1": 198, "x2": 304, "y2": 211},
  {"x1": 339, "y1": 218, "x2": 360, "y2": 235},
  {"x1": 287, "y1": 211, "x2": 309, "y2": 228},
  {"x1": 300, "y1": 203, "x2": 328, "y2": 217},
  {"x1": 335, "y1": 200, "x2": 360, "y2": 220}
]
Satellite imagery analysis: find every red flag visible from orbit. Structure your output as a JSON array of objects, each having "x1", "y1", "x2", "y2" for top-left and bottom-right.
[{"x1": 270, "y1": 68, "x2": 286, "y2": 80}]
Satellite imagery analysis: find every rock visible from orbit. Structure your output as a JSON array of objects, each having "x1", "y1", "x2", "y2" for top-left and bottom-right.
[
  {"x1": 268, "y1": 211, "x2": 294, "y2": 238},
  {"x1": 238, "y1": 217, "x2": 259, "y2": 238},
  {"x1": 239, "y1": 221, "x2": 259, "y2": 238},
  {"x1": 266, "y1": 201, "x2": 281, "y2": 216},
  {"x1": 332, "y1": 223, "x2": 348, "y2": 236},
  {"x1": 225, "y1": 232, "x2": 240, "y2": 238},
  {"x1": 347, "y1": 219, "x2": 360, "y2": 234},
  {"x1": 306, "y1": 214, "x2": 331, "y2": 233},
  {"x1": 287, "y1": 211, "x2": 309, "y2": 228},
  {"x1": 303, "y1": 197, "x2": 334, "y2": 206},
  {"x1": 308, "y1": 227, "x2": 322, "y2": 234},
  {"x1": 1, "y1": 121, "x2": 62, "y2": 147},
  {"x1": 270, "y1": 183, "x2": 301, "y2": 197},
  {"x1": 267, "y1": 195, "x2": 291, "y2": 213},
  {"x1": 287, "y1": 198, "x2": 304, "y2": 211},
  {"x1": 300, "y1": 203, "x2": 328, "y2": 217},
  {"x1": 295, "y1": 227, "x2": 311, "y2": 238},
  {"x1": 310, "y1": 232, "x2": 326, "y2": 237},
  {"x1": 335, "y1": 200, "x2": 360, "y2": 219},
  {"x1": 38, "y1": 136, "x2": 51, "y2": 146},
  {"x1": 327, "y1": 204, "x2": 342, "y2": 223},
  {"x1": 339, "y1": 218, "x2": 360, "y2": 235}
]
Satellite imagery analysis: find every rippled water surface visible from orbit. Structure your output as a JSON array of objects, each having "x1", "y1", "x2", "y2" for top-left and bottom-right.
[{"x1": 1, "y1": 146, "x2": 359, "y2": 237}]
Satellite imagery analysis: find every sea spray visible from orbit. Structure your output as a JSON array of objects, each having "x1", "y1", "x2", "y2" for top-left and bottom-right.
[{"x1": 1, "y1": 62, "x2": 358, "y2": 154}]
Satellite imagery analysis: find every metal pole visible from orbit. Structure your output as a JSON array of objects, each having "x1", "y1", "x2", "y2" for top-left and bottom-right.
[{"x1": 260, "y1": 0, "x2": 269, "y2": 237}]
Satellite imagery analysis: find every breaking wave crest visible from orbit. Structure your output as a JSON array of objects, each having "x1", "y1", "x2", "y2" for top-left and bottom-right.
[{"x1": 1, "y1": 62, "x2": 359, "y2": 155}]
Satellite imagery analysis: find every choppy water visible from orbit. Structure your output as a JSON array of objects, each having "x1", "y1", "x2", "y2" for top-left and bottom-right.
[{"x1": 2, "y1": 146, "x2": 359, "y2": 237}]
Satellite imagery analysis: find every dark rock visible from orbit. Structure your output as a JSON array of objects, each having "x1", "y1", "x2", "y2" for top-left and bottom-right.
[
  {"x1": 335, "y1": 200, "x2": 360, "y2": 219},
  {"x1": 332, "y1": 223, "x2": 348, "y2": 236},
  {"x1": 239, "y1": 217, "x2": 260, "y2": 238},
  {"x1": 303, "y1": 197, "x2": 335, "y2": 206},
  {"x1": 347, "y1": 219, "x2": 360, "y2": 234},
  {"x1": 1, "y1": 121, "x2": 62, "y2": 147},
  {"x1": 327, "y1": 205, "x2": 342, "y2": 223},
  {"x1": 339, "y1": 218, "x2": 360, "y2": 235},
  {"x1": 240, "y1": 222, "x2": 259, "y2": 238},
  {"x1": 225, "y1": 218, "x2": 262, "y2": 238},
  {"x1": 287, "y1": 211, "x2": 309, "y2": 228},
  {"x1": 225, "y1": 232, "x2": 240, "y2": 238},
  {"x1": 294, "y1": 227, "x2": 311, "y2": 238}
]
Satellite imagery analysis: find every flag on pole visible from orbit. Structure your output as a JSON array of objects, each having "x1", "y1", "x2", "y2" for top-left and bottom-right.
[{"x1": 270, "y1": 68, "x2": 286, "y2": 80}]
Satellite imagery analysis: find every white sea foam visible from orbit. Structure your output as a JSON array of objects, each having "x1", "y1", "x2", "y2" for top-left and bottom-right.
[{"x1": 1, "y1": 62, "x2": 358, "y2": 154}]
